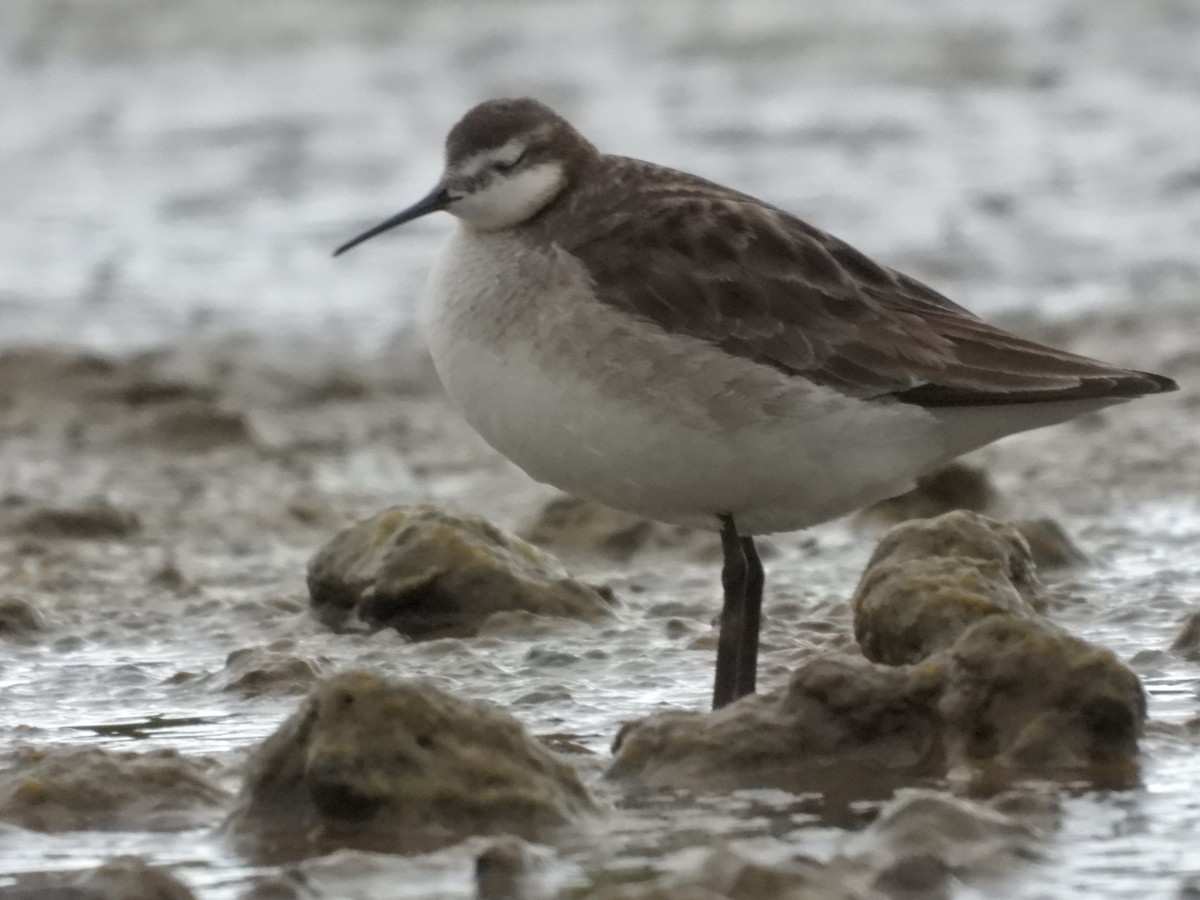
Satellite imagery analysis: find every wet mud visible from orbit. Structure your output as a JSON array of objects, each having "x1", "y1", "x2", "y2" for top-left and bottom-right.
[{"x1": 3, "y1": 0, "x2": 1200, "y2": 897}]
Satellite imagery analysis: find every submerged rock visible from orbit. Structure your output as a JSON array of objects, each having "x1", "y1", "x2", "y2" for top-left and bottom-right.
[
  {"x1": 1170, "y1": 609, "x2": 1200, "y2": 661},
  {"x1": 0, "y1": 747, "x2": 228, "y2": 832},
  {"x1": 845, "y1": 789, "x2": 1044, "y2": 897},
  {"x1": 612, "y1": 511, "x2": 1143, "y2": 791},
  {"x1": 8, "y1": 500, "x2": 141, "y2": 540},
  {"x1": 130, "y1": 400, "x2": 255, "y2": 453},
  {"x1": 216, "y1": 646, "x2": 327, "y2": 696},
  {"x1": 307, "y1": 505, "x2": 615, "y2": 638},
  {"x1": 0, "y1": 595, "x2": 44, "y2": 637},
  {"x1": 0, "y1": 856, "x2": 197, "y2": 900},
  {"x1": 581, "y1": 845, "x2": 870, "y2": 900},
  {"x1": 0, "y1": 347, "x2": 118, "y2": 400},
  {"x1": 475, "y1": 836, "x2": 560, "y2": 900},
  {"x1": 229, "y1": 670, "x2": 594, "y2": 855},
  {"x1": 1012, "y1": 518, "x2": 1088, "y2": 570}
]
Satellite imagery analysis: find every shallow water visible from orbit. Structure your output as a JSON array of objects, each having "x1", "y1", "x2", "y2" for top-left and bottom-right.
[{"x1": 2, "y1": 0, "x2": 1200, "y2": 897}]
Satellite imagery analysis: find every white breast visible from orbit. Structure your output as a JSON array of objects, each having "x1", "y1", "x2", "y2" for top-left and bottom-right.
[{"x1": 419, "y1": 226, "x2": 967, "y2": 534}]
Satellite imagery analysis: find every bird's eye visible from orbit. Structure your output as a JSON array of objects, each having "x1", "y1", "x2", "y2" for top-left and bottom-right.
[{"x1": 492, "y1": 151, "x2": 526, "y2": 173}]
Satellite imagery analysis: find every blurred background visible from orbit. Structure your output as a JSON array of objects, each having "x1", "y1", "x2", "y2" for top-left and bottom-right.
[{"x1": 3, "y1": 0, "x2": 1199, "y2": 354}]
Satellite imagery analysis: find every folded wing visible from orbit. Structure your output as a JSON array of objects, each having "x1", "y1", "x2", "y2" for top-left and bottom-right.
[{"x1": 560, "y1": 158, "x2": 1175, "y2": 407}]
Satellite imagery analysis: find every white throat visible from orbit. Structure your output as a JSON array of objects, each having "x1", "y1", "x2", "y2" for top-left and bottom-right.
[{"x1": 449, "y1": 162, "x2": 565, "y2": 231}]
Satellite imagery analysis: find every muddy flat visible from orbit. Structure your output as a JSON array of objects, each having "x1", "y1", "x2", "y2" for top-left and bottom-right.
[{"x1": 2, "y1": 1, "x2": 1199, "y2": 897}]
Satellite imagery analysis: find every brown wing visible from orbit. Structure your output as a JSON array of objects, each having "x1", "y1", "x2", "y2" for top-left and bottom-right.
[{"x1": 553, "y1": 156, "x2": 1175, "y2": 406}]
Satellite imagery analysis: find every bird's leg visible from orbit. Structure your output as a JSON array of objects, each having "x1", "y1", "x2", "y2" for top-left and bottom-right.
[
  {"x1": 734, "y1": 535, "x2": 764, "y2": 699},
  {"x1": 713, "y1": 514, "x2": 747, "y2": 709}
]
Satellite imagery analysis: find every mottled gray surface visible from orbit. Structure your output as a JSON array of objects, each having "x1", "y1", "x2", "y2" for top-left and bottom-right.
[
  {"x1": 2, "y1": 1, "x2": 1200, "y2": 898},
  {"x1": 4, "y1": 0, "x2": 1200, "y2": 349}
]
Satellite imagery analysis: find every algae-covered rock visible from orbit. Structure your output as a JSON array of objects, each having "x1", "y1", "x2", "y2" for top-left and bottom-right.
[
  {"x1": 862, "y1": 511, "x2": 1040, "y2": 598},
  {"x1": 307, "y1": 505, "x2": 615, "y2": 637},
  {"x1": 608, "y1": 653, "x2": 944, "y2": 791},
  {"x1": 229, "y1": 670, "x2": 594, "y2": 855},
  {"x1": 0, "y1": 747, "x2": 228, "y2": 832},
  {"x1": 0, "y1": 856, "x2": 197, "y2": 900},
  {"x1": 853, "y1": 512, "x2": 1045, "y2": 665},
  {"x1": 612, "y1": 511, "x2": 1143, "y2": 792},
  {"x1": 854, "y1": 511, "x2": 1143, "y2": 779},
  {"x1": 853, "y1": 556, "x2": 1041, "y2": 666},
  {"x1": 941, "y1": 617, "x2": 1144, "y2": 776}
]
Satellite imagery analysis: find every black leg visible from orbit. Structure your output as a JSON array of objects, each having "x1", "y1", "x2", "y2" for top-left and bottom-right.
[
  {"x1": 735, "y1": 535, "x2": 764, "y2": 698},
  {"x1": 712, "y1": 514, "x2": 746, "y2": 709}
]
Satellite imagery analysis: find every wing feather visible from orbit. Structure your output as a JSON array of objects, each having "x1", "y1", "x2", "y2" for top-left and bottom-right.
[{"x1": 548, "y1": 156, "x2": 1175, "y2": 406}]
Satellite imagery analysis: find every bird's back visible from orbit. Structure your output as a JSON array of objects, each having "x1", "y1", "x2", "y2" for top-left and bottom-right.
[{"x1": 524, "y1": 153, "x2": 1176, "y2": 408}]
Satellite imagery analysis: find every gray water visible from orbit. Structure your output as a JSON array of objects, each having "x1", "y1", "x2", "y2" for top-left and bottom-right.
[{"x1": 2, "y1": 0, "x2": 1200, "y2": 897}]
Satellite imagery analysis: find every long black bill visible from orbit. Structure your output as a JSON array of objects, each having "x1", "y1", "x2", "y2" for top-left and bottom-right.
[{"x1": 332, "y1": 186, "x2": 451, "y2": 257}]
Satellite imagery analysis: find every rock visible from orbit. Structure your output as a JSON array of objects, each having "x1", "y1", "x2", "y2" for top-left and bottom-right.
[
  {"x1": 521, "y1": 495, "x2": 700, "y2": 561},
  {"x1": 1012, "y1": 518, "x2": 1088, "y2": 569},
  {"x1": 228, "y1": 671, "x2": 594, "y2": 855},
  {"x1": 307, "y1": 505, "x2": 615, "y2": 638},
  {"x1": 0, "y1": 595, "x2": 44, "y2": 637},
  {"x1": 475, "y1": 837, "x2": 557, "y2": 900},
  {"x1": 9, "y1": 500, "x2": 141, "y2": 540},
  {"x1": 611, "y1": 512, "x2": 1143, "y2": 791},
  {"x1": 583, "y1": 886, "x2": 729, "y2": 900},
  {"x1": 237, "y1": 875, "x2": 309, "y2": 900},
  {"x1": 580, "y1": 845, "x2": 869, "y2": 900},
  {"x1": 684, "y1": 847, "x2": 866, "y2": 900},
  {"x1": 0, "y1": 856, "x2": 197, "y2": 900},
  {"x1": 133, "y1": 400, "x2": 254, "y2": 452},
  {"x1": 0, "y1": 348, "x2": 117, "y2": 399},
  {"x1": 867, "y1": 853, "x2": 950, "y2": 900},
  {"x1": 845, "y1": 789, "x2": 1041, "y2": 896},
  {"x1": 216, "y1": 647, "x2": 326, "y2": 696},
  {"x1": 940, "y1": 617, "x2": 1144, "y2": 778},
  {"x1": 853, "y1": 555, "x2": 1039, "y2": 666},
  {"x1": 475, "y1": 837, "x2": 534, "y2": 900},
  {"x1": 608, "y1": 653, "x2": 944, "y2": 791},
  {"x1": 1171, "y1": 610, "x2": 1200, "y2": 661},
  {"x1": 861, "y1": 512, "x2": 1040, "y2": 599},
  {"x1": 0, "y1": 747, "x2": 228, "y2": 832},
  {"x1": 857, "y1": 462, "x2": 998, "y2": 528},
  {"x1": 853, "y1": 512, "x2": 1045, "y2": 665},
  {"x1": 112, "y1": 379, "x2": 216, "y2": 407}
]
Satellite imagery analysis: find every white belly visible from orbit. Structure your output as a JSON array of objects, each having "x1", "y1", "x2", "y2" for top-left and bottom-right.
[{"x1": 417, "y1": 227, "x2": 995, "y2": 534}]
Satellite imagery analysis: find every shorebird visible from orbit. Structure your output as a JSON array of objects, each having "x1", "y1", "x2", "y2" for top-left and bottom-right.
[{"x1": 334, "y1": 98, "x2": 1176, "y2": 710}]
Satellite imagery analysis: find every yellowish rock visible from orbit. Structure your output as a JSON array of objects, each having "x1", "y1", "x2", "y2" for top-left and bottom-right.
[
  {"x1": 229, "y1": 670, "x2": 595, "y2": 856},
  {"x1": 307, "y1": 504, "x2": 615, "y2": 638}
]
